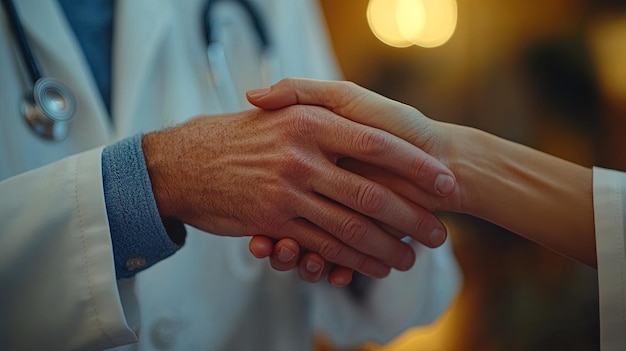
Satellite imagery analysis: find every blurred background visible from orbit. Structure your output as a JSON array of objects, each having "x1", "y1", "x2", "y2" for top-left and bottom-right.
[{"x1": 314, "y1": 0, "x2": 626, "y2": 350}]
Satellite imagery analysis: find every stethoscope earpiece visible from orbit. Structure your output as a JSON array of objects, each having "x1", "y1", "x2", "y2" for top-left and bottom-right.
[{"x1": 22, "y1": 77, "x2": 76, "y2": 141}]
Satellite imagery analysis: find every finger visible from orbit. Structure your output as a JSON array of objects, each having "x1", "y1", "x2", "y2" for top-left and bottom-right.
[
  {"x1": 269, "y1": 238, "x2": 300, "y2": 272},
  {"x1": 298, "y1": 252, "x2": 327, "y2": 283},
  {"x1": 336, "y1": 157, "x2": 449, "y2": 247},
  {"x1": 309, "y1": 163, "x2": 448, "y2": 250},
  {"x1": 247, "y1": 78, "x2": 437, "y2": 152},
  {"x1": 296, "y1": 191, "x2": 417, "y2": 270},
  {"x1": 249, "y1": 235, "x2": 274, "y2": 259},
  {"x1": 375, "y1": 221, "x2": 408, "y2": 240},
  {"x1": 247, "y1": 79, "x2": 412, "y2": 131},
  {"x1": 375, "y1": 220, "x2": 447, "y2": 248},
  {"x1": 308, "y1": 109, "x2": 454, "y2": 197},
  {"x1": 278, "y1": 218, "x2": 392, "y2": 278},
  {"x1": 298, "y1": 252, "x2": 356, "y2": 286},
  {"x1": 328, "y1": 266, "x2": 356, "y2": 287},
  {"x1": 338, "y1": 157, "x2": 438, "y2": 210}
]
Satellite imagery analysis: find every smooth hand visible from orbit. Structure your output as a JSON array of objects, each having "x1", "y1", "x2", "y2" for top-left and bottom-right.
[
  {"x1": 245, "y1": 79, "x2": 463, "y2": 285},
  {"x1": 142, "y1": 104, "x2": 456, "y2": 279},
  {"x1": 247, "y1": 78, "x2": 596, "y2": 275}
]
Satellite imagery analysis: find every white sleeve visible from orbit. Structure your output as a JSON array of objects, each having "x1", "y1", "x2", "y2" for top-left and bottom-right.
[
  {"x1": 593, "y1": 168, "x2": 626, "y2": 350},
  {"x1": 593, "y1": 167, "x2": 626, "y2": 351},
  {"x1": 312, "y1": 240, "x2": 461, "y2": 348},
  {"x1": 0, "y1": 148, "x2": 137, "y2": 351}
]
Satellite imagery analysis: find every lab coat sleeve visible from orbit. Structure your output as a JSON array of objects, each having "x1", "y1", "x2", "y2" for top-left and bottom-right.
[
  {"x1": 312, "y1": 240, "x2": 461, "y2": 347},
  {"x1": 0, "y1": 147, "x2": 138, "y2": 351},
  {"x1": 593, "y1": 167, "x2": 626, "y2": 351}
]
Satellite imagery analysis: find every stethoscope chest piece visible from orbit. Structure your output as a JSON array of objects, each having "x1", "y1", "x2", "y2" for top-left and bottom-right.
[{"x1": 22, "y1": 77, "x2": 76, "y2": 141}]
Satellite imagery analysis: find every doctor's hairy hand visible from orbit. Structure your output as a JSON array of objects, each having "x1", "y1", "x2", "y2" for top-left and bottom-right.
[{"x1": 142, "y1": 104, "x2": 455, "y2": 279}]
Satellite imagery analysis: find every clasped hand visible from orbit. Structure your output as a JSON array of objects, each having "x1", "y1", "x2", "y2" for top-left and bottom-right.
[{"x1": 142, "y1": 78, "x2": 457, "y2": 284}]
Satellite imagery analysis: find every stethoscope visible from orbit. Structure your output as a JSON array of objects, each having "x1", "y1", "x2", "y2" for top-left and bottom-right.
[
  {"x1": 2, "y1": 0, "x2": 76, "y2": 141},
  {"x1": 1, "y1": 0, "x2": 274, "y2": 141}
]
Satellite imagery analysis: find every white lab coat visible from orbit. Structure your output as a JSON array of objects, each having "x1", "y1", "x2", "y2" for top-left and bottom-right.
[
  {"x1": 594, "y1": 167, "x2": 626, "y2": 351},
  {"x1": 0, "y1": 1, "x2": 461, "y2": 350}
]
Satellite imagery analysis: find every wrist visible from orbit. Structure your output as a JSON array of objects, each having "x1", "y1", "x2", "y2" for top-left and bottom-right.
[
  {"x1": 430, "y1": 122, "x2": 486, "y2": 215},
  {"x1": 442, "y1": 124, "x2": 595, "y2": 265},
  {"x1": 444, "y1": 124, "x2": 524, "y2": 218},
  {"x1": 142, "y1": 131, "x2": 178, "y2": 220}
]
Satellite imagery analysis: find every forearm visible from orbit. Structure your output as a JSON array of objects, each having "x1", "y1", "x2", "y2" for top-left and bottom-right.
[{"x1": 446, "y1": 124, "x2": 595, "y2": 267}]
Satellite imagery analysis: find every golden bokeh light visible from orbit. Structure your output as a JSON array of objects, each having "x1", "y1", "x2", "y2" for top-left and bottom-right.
[
  {"x1": 366, "y1": 0, "x2": 458, "y2": 48},
  {"x1": 366, "y1": 0, "x2": 413, "y2": 48}
]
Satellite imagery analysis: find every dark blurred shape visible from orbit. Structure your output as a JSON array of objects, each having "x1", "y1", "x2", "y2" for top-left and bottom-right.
[{"x1": 524, "y1": 32, "x2": 600, "y2": 130}]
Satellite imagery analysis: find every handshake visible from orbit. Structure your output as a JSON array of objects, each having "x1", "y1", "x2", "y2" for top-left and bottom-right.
[
  {"x1": 243, "y1": 78, "x2": 460, "y2": 286},
  {"x1": 144, "y1": 78, "x2": 595, "y2": 287}
]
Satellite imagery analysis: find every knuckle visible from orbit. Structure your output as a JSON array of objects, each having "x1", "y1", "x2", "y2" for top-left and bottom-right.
[
  {"x1": 279, "y1": 77, "x2": 295, "y2": 87},
  {"x1": 337, "y1": 81, "x2": 369, "y2": 114},
  {"x1": 344, "y1": 80, "x2": 359, "y2": 90},
  {"x1": 339, "y1": 215, "x2": 368, "y2": 245},
  {"x1": 354, "y1": 129, "x2": 390, "y2": 157},
  {"x1": 283, "y1": 105, "x2": 320, "y2": 136},
  {"x1": 317, "y1": 239, "x2": 342, "y2": 262},
  {"x1": 411, "y1": 155, "x2": 429, "y2": 179},
  {"x1": 336, "y1": 81, "x2": 356, "y2": 98},
  {"x1": 279, "y1": 148, "x2": 315, "y2": 181},
  {"x1": 356, "y1": 183, "x2": 388, "y2": 214},
  {"x1": 412, "y1": 215, "x2": 429, "y2": 240},
  {"x1": 337, "y1": 81, "x2": 360, "y2": 99},
  {"x1": 328, "y1": 81, "x2": 361, "y2": 114},
  {"x1": 284, "y1": 104, "x2": 309, "y2": 123}
]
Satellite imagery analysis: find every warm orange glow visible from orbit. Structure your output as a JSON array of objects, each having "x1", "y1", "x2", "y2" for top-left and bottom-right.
[
  {"x1": 367, "y1": 0, "x2": 413, "y2": 47},
  {"x1": 367, "y1": 0, "x2": 458, "y2": 48}
]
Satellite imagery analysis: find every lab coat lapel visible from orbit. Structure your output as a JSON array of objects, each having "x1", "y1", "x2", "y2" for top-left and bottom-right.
[
  {"x1": 15, "y1": 0, "x2": 113, "y2": 141},
  {"x1": 112, "y1": 0, "x2": 173, "y2": 139}
]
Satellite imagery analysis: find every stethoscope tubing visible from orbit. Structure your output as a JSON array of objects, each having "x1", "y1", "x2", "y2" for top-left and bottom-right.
[
  {"x1": 204, "y1": 0, "x2": 271, "y2": 50},
  {"x1": 1, "y1": 0, "x2": 41, "y2": 83}
]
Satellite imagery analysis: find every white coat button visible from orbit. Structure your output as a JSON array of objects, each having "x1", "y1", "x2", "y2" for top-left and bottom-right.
[{"x1": 125, "y1": 256, "x2": 146, "y2": 271}]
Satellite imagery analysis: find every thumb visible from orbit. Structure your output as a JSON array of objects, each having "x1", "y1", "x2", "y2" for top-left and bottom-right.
[
  {"x1": 247, "y1": 78, "x2": 364, "y2": 111},
  {"x1": 245, "y1": 81, "x2": 298, "y2": 110},
  {"x1": 247, "y1": 78, "x2": 456, "y2": 198},
  {"x1": 246, "y1": 78, "x2": 426, "y2": 141}
]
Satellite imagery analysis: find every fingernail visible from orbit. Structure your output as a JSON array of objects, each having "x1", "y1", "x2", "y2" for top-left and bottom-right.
[
  {"x1": 306, "y1": 261, "x2": 321, "y2": 273},
  {"x1": 435, "y1": 174, "x2": 455, "y2": 195},
  {"x1": 247, "y1": 87, "x2": 271, "y2": 99},
  {"x1": 277, "y1": 247, "x2": 296, "y2": 262},
  {"x1": 428, "y1": 228, "x2": 446, "y2": 247}
]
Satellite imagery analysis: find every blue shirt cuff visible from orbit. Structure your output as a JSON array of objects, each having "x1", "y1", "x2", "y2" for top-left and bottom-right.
[{"x1": 102, "y1": 134, "x2": 185, "y2": 279}]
